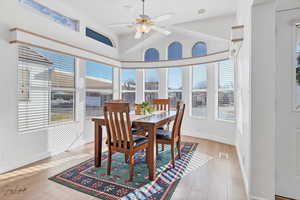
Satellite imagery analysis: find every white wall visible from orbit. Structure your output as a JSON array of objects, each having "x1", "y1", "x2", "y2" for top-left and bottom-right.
[
  {"x1": 250, "y1": 2, "x2": 276, "y2": 199},
  {"x1": 118, "y1": 15, "x2": 237, "y2": 145},
  {"x1": 235, "y1": 0, "x2": 252, "y2": 197},
  {"x1": 236, "y1": 0, "x2": 277, "y2": 199},
  {"x1": 0, "y1": 0, "x2": 116, "y2": 173}
]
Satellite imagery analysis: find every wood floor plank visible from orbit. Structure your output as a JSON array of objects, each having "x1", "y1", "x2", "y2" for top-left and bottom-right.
[{"x1": 0, "y1": 136, "x2": 247, "y2": 200}]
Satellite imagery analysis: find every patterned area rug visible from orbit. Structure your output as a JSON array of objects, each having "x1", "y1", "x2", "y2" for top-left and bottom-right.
[{"x1": 49, "y1": 142, "x2": 212, "y2": 200}]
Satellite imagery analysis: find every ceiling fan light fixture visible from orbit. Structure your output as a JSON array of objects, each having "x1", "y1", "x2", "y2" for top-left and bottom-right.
[{"x1": 136, "y1": 23, "x2": 152, "y2": 33}]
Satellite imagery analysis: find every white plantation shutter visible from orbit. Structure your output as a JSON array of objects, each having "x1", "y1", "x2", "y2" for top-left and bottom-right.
[{"x1": 18, "y1": 45, "x2": 52, "y2": 132}]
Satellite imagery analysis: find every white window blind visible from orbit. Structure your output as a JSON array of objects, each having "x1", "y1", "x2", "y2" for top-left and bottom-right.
[
  {"x1": 217, "y1": 60, "x2": 235, "y2": 121},
  {"x1": 85, "y1": 61, "x2": 113, "y2": 117},
  {"x1": 17, "y1": 45, "x2": 75, "y2": 132},
  {"x1": 18, "y1": 46, "x2": 51, "y2": 132}
]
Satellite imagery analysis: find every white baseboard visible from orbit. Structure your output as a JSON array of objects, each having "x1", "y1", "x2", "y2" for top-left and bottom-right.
[
  {"x1": 236, "y1": 143, "x2": 250, "y2": 200},
  {"x1": 0, "y1": 152, "x2": 51, "y2": 174},
  {"x1": 0, "y1": 138, "x2": 91, "y2": 174},
  {"x1": 182, "y1": 130, "x2": 235, "y2": 145}
]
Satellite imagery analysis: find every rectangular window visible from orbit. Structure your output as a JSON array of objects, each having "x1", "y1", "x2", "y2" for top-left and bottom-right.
[
  {"x1": 85, "y1": 61, "x2": 113, "y2": 117},
  {"x1": 192, "y1": 65, "x2": 207, "y2": 118},
  {"x1": 121, "y1": 69, "x2": 136, "y2": 109},
  {"x1": 217, "y1": 60, "x2": 235, "y2": 121},
  {"x1": 168, "y1": 67, "x2": 183, "y2": 109},
  {"x1": 86, "y1": 28, "x2": 114, "y2": 47},
  {"x1": 145, "y1": 69, "x2": 159, "y2": 103},
  {"x1": 19, "y1": 0, "x2": 79, "y2": 31},
  {"x1": 18, "y1": 45, "x2": 75, "y2": 132}
]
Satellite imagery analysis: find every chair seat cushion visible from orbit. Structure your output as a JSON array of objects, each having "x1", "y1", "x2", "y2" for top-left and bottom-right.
[
  {"x1": 109, "y1": 135, "x2": 148, "y2": 148},
  {"x1": 132, "y1": 128, "x2": 145, "y2": 134},
  {"x1": 132, "y1": 135, "x2": 149, "y2": 147},
  {"x1": 156, "y1": 129, "x2": 172, "y2": 140},
  {"x1": 158, "y1": 125, "x2": 168, "y2": 130}
]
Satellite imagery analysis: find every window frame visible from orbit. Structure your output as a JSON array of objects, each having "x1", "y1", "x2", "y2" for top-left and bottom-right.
[
  {"x1": 190, "y1": 41, "x2": 208, "y2": 118},
  {"x1": 191, "y1": 65, "x2": 208, "y2": 119},
  {"x1": 19, "y1": 0, "x2": 80, "y2": 31},
  {"x1": 144, "y1": 48, "x2": 160, "y2": 103},
  {"x1": 85, "y1": 61, "x2": 114, "y2": 118},
  {"x1": 85, "y1": 27, "x2": 115, "y2": 48},
  {"x1": 215, "y1": 60, "x2": 236, "y2": 123},
  {"x1": 167, "y1": 42, "x2": 183, "y2": 109},
  {"x1": 120, "y1": 69, "x2": 137, "y2": 108},
  {"x1": 49, "y1": 57, "x2": 76, "y2": 125},
  {"x1": 17, "y1": 45, "x2": 77, "y2": 133},
  {"x1": 167, "y1": 67, "x2": 183, "y2": 110}
]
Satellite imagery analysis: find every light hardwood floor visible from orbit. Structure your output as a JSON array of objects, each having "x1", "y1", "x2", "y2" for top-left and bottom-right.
[{"x1": 0, "y1": 136, "x2": 247, "y2": 200}]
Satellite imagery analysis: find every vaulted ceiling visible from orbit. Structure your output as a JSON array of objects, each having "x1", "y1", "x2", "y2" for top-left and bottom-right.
[{"x1": 58, "y1": 0, "x2": 237, "y2": 35}]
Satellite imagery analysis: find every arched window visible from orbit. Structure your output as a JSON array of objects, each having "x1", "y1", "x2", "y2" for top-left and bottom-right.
[
  {"x1": 168, "y1": 42, "x2": 183, "y2": 60},
  {"x1": 144, "y1": 48, "x2": 159, "y2": 61},
  {"x1": 144, "y1": 48, "x2": 159, "y2": 102},
  {"x1": 192, "y1": 42, "x2": 207, "y2": 57},
  {"x1": 167, "y1": 42, "x2": 183, "y2": 109},
  {"x1": 191, "y1": 42, "x2": 208, "y2": 118}
]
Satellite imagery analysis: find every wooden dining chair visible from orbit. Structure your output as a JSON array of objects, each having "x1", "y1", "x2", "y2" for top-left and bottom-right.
[
  {"x1": 104, "y1": 103, "x2": 150, "y2": 181},
  {"x1": 153, "y1": 98, "x2": 171, "y2": 151},
  {"x1": 153, "y1": 98, "x2": 171, "y2": 111},
  {"x1": 156, "y1": 101, "x2": 185, "y2": 168},
  {"x1": 111, "y1": 99, "x2": 123, "y2": 103}
]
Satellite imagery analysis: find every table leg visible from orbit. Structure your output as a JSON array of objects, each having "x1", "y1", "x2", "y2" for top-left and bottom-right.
[
  {"x1": 95, "y1": 122, "x2": 102, "y2": 167},
  {"x1": 148, "y1": 125, "x2": 157, "y2": 181}
]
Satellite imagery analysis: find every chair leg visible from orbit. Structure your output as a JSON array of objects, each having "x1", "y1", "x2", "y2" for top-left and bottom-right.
[
  {"x1": 171, "y1": 143, "x2": 175, "y2": 168},
  {"x1": 162, "y1": 144, "x2": 165, "y2": 151},
  {"x1": 177, "y1": 139, "x2": 181, "y2": 159},
  {"x1": 129, "y1": 153, "x2": 134, "y2": 181},
  {"x1": 125, "y1": 153, "x2": 129, "y2": 163},
  {"x1": 107, "y1": 150, "x2": 112, "y2": 175},
  {"x1": 156, "y1": 143, "x2": 158, "y2": 155},
  {"x1": 145, "y1": 147, "x2": 150, "y2": 169}
]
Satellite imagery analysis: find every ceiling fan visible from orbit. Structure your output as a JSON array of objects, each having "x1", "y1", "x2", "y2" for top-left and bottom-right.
[{"x1": 108, "y1": 0, "x2": 172, "y2": 39}]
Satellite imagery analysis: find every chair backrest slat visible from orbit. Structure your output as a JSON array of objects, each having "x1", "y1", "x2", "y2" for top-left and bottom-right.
[
  {"x1": 172, "y1": 102, "x2": 185, "y2": 139},
  {"x1": 104, "y1": 103, "x2": 133, "y2": 150},
  {"x1": 153, "y1": 99, "x2": 171, "y2": 111}
]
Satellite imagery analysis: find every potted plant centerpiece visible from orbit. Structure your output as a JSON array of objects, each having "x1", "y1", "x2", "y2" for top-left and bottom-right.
[{"x1": 141, "y1": 102, "x2": 155, "y2": 115}]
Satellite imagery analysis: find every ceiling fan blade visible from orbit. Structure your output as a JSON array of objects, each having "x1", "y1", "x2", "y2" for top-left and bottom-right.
[
  {"x1": 107, "y1": 23, "x2": 133, "y2": 28},
  {"x1": 134, "y1": 31, "x2": 142, "y2": 39},
  {"x1": 152, "y1": 13, "x2": 173, "y2": 22},
  {"x1": 152, "y1": 26, "x2": 171, "y2": 35}
]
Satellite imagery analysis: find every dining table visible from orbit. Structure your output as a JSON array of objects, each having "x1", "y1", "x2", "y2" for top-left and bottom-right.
[{"x1": 91, "y1": 110, "x2": 177, "y2": 181}]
